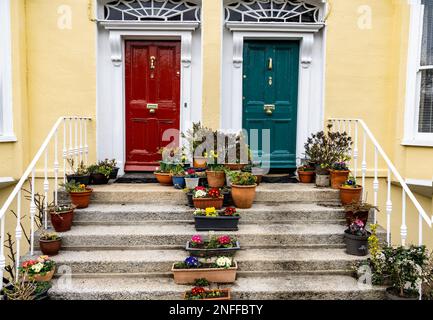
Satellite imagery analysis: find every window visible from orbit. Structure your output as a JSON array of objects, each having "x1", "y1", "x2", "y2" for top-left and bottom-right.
[
  {"x1": 404, "y1": 0, "x2": 433, "y2": 146},
  {"x1": 0, "y1": 0, "x2": 15, "y2": 142},
  {"x1": 419, "y1": 2, "x2": 433, "y2": 133}
]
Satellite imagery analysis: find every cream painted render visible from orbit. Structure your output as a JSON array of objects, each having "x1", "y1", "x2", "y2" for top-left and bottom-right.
[{"x1": 0, "y1": 0, "x2": 432, "y2": 249}]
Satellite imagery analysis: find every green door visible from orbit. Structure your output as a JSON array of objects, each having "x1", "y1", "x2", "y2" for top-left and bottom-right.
[{"x1": 243, "y1": 40, "x2": 299, "y2": 169}]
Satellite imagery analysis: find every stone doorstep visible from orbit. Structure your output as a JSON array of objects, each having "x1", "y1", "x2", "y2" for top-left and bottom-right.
[{"x1": 48, "y1": 274, "x2": 385, "y2": 300}]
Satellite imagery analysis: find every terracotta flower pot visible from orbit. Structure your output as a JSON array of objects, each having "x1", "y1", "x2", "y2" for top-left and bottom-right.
[
  {"x1": 206, "y1": 170, "x2": 225, "y2": 188},
  {"x1": 345, "y1": 210, "x2": 369, "y2": 226},
  {"x1": 154, "y1": 172, "x2": 173, "y2": 186},
  {"x1": 193, "y1": 157, "x2": 207, "y2": 168},
  {"x1": 39, "y1": 238, "x2": 62, "y2": 256},
  {"x1": 298, "y1": 171, "x2": 315, "y2": 183},
  {"x1": 27, "y1": 268, "x2": 55, "y2": 282},
  {"x1": 231, "y1": 184, "x2": 257, "y2": 209},
  {"x1": 193, "y1": 197, "x2": 224, "y2": 210},
  {"x1": 224, "y1": 163, "x2": 247, "y2": 171},
  {"x1": 69, "y1": 188, "x2": 93, "y2": 209},
  {"x1": 339, "y1": 186, "x2": 363, "y2": 205},
  {"x1": 330, "y1": 170, "x2": 350, "y2": 189},
  {"x1": 172, "y1": 262, "x2": 238, "y2": 284},
  {"x1": 50, "y1": 208, "x2": 75, "y2": 232},
  {"x1": 184, "y1": 288, "x2": 231, "y2": 301}
]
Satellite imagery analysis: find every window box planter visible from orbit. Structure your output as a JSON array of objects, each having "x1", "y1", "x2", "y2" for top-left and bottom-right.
[
  {"x1": 186, "y1": 240, "x2": 241, "y2": 257},
  {"x1": 193, "y1": 196, "x2": 224, "y2": 209},
  {"x1": 344, "y1": 230, "x2": 370, "y2": 256},
  {"x1": 66, "y1": 174, "x2": 90, "y2": 186},
  {"x1": 90, "y1": 173, "x2": 109, "y2": 185},
  {"x1": 154, "y1": 172, "x2": 173, "y2": 186},
  {"x1": 172, "y1": 261, "x2": 238, "y2": 284},
  {"x1": 184, "y1": 288, "x2": 231, "y2": 301},
  {"x1": 194, "y1": 215, "x2": 240, "y2": 231}
]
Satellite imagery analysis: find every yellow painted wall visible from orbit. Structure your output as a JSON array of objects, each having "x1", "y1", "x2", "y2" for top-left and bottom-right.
[{"x1": 201, "y1": 0, "x2": 222, "y2": 129}]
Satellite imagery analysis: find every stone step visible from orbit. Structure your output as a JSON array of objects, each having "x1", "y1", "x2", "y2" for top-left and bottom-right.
[
  {"x1": 48, "y1": 274, "x2": 385, "y2": 300},
  {"x1": 73, "y1": 202, "x2": 345, "y2": 225},
  {"x1": 46, "y1": 248, "x2": 364, "y2": 275},
  {"x1": 56, "y1": 223, "x2": 348, "y2": 248},
  {"x1": 89, "y1": 183, "x2": 340, "y2": 204}
]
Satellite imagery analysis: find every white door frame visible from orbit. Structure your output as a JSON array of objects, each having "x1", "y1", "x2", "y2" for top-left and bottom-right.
[
  {"x1": 224, "y1": 23, "x2": 325, "y2": 165},
  {"x1": 99, "y1": 22, "x2": 198, "y2": 174}
]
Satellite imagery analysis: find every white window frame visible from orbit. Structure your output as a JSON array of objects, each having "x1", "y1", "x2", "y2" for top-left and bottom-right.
[
  {"x1": 0, "y1": 0, "x2": 16, "y2": 142},
  {"x1": 403, "y1": 0, "x2": 433, "y2": 147}
]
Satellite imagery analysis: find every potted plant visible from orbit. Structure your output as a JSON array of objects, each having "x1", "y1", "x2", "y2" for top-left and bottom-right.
[
  {"x1": 61, "y1": 181, "x2": 93, "y2": 209},
  {"x1": 49, "y1": 204, "x2": 76, "y2": 232},
  {"x1": 343, "y1": 201, "x2": 379, "y2": 226},
  {"x1": 330, "y1": 161, "x2": 350, "y2": 189},
  {"x1": 88, "y1": 162, "x2": 113, "y2": 185},
  {"x1": 172, "y1": 256, "x2": 237, "y2": 284},
  {"x1": 39, "y1": 231, "x2": 62, "y2": 256},
  {"x1": 186, "y1": 234, "x2": 240, "y2": 257},
  {"x1": 184, "y1": 287, "x2": 231, "y2": 301},
  {"x1": 224, "y1": 131, "x2": 249, "y2": 170},
  {"x1": 171, "y1": 164, "x2": 186, "y2": 189},
  {"x1": 304, "y1": 125, "x2": 353, "y2": 188},
  {"x1": 230, "y1": 171, "x2": 257, "y2": 209},
  {"x1": 193, "y1": 207, "x2": 240, "y2": 231},
  {"x1": 297, "y1": 165, "x2": 315, "y2": 183},
  {"x1": 339, "y1": 176, "x2": 363, "y2": 205},
  {"x1": 206, "y1": 158, "x2": 226, "y2": 188},
  {"x1": 192, "y1": 187, "x2": 224, "y2": 209},
  {"x1": 185, "y1": 168, "x2": 200, "y2": 189},
  {"x1": 65, "y1": 158, "x2": 90, "y2": 185},
  {"x1": 98, "y1": 158, "x2": 119, "y2": 180},
  {"x1": 154, "y1": 161, "x2": 174, "y2": 186},
  {"x1": 383, "y1": 245, "x2": 431, "y2": 300},
  {"x1": 344, "y1": 219, "x2": 371, "y2": 256},
  {"x1": 2, "y1": 279, "x2": 52, "y2": 300},
  {"x1": 19, "y1": 256, "x2": 56, "y2": 282}
]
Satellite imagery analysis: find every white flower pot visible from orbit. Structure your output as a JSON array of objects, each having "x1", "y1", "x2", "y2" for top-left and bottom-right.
[{"x1": 185, "y1": 177, "x2": 200, "y2": 189}]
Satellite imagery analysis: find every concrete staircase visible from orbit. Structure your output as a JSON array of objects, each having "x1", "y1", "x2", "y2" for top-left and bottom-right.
[{"x1": 47, "y1": 183, "x2": 385, "y2": 300}]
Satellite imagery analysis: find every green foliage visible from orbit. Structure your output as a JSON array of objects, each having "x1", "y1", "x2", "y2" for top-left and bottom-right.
[
  {"x1": 194, "y1": 278, "x2": 210, "y2": 287},
  {"x1": 60, "y1": 180, "x2": 88, "y2": 193},
  {"x1": 66, "y1": 158, "x2": 88, "y2": 175},
  {"x1": 170, "y1": 164, "x2": 186, "y2": 176},
  {"x1": 39, "y1": 231, "x2": 61, "y2": 241},
  {"x1": 88, "y1": 162, "x2": 113, "y2": 178},
  {"x1": 229, "y1": 171, "x2": 257, "y2": 186}
]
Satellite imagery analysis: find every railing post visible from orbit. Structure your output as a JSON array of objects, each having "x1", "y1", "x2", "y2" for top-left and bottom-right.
[
  {"x1": 0, "y1": 215, "x2": 5, "y2": 292},
  {"x1": 74, "y1": 117, "x2": 79, "y2": 164},
  {"x1": 386, "y1": 168, "x2": 392, "y2": 246},
  {"x1": 401, "y1": 190, "x2": 407, "y2": 247},
  {"x1": 69, "y1": 118, "x2": 74, "y2": 166},
  {"x1": 63, "y1": 118, "x2": 67, "y2": 183},
  {"x1": 373, "y1": 146, "x2": 379, "y2": 224},
  {"x1": 54, "y1": 129, "x2": 59, "y2": 206},
  {"x1": 361, "y1": 129, "x2": 367, "y2": 201},
  {"x1": 353, "y1": 121, "x2": 358, "y2": 178},
  {"x1": 15, "y1": 190, "x2": 22, "y2": 280},
  {"x1": 79, "y1": 117, "x2": 83, "y2": 164},
  {"x1": 43, "y1": 149, "x2": 49, "y2": 229},
  {"x1": 84, "y1": 119, "x2": 89, "y2": 165},
  {"x1": 30, "y1": 169, "x2": 36, "y2": 256}
]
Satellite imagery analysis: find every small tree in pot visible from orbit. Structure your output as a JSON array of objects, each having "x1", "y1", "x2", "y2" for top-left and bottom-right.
[{"x1": 229, "y1": 171, "x2": 257, "y2": 209}]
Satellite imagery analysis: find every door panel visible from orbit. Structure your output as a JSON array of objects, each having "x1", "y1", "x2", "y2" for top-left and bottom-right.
[
  {"x1": 125, "y1": 40, "x2": 181, "y2": 171},
  {"x1": 243, "y1": 40, "x2": 300, "y2": 169}
]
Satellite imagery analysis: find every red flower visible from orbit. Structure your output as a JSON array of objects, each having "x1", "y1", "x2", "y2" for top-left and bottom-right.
[
  {"x1": 195, "y1": 186, "x2": 205, "y2": 191},
  {"x1": 217, "y1": 235, "x2": 232, "y2": 245},
  {"x1": 224, "y1": 207, "x2": 236, "y2": 216},
  {"x1": 208, "y1": 188, "x2": 220, "y2": 198},
  {"x1": 187, "y1": 168, "x2": 196, "y2": 175},
  {"x1": 191, "y1": 287, "x2": 206, "y2": 296}
]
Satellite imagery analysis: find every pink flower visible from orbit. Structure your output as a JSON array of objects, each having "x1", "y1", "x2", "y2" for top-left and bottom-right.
[
  {"x1": 354, "y1": 219, "x2": 364, "y2": 228},
  {"x1": 191, "y1": 235, "x2": 203, "y2": 244},
  {"x1": 217, "y1": 235, "x2": 231, "y2": 245},
  {"x1": 187, "y1": 168, "x2": 196, "y2": 175}
]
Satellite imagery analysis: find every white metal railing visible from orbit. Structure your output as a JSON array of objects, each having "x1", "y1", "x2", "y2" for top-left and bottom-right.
[
  {"x1": 0, "y1": 116, "x2": 91, "y2": 290},
  {"x1": 328, "y1": 118, "x2": 432, "y2": 247}
]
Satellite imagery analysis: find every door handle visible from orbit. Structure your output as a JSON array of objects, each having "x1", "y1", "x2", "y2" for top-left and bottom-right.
[
  {"x1": 268, "y1": 58, "x2": 273, "y2": 70},
  {"x1": 147, "y1": 103, "x2": 158, "y2": 114},
  {"x1": 264, "y1": 104, "x2": 275, "y2": 115},
  {"x1": 150, "y1": 56, "x2": 156, "y2": 70}
]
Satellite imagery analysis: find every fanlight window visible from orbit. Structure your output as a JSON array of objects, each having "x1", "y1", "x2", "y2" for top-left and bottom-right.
[
  {"x1": 104, "y1": 0, "x2": 201, "y2": 22},
  {"x1": 225, "y1": 0, "x2": 322, "y2": 23}
]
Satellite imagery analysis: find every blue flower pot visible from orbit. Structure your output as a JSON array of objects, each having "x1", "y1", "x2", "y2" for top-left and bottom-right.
[{"x1": 172, "y1": 176, "x2": 186, "y2": 189}]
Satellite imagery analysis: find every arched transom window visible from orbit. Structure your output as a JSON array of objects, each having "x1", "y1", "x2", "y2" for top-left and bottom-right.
[
  {"x1": 225, "y1": 0, "x2": 323, "y2": 23},
  {"x1": 104, "y1": 0, "x2": 201, "y2": 22}
]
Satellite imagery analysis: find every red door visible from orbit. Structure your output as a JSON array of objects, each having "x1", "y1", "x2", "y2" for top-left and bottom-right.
[{"x1": 125, "y1": 40, "x2": 181, "y2": 172}]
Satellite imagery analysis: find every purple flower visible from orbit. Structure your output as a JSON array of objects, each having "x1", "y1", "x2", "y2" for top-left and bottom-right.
[{"x1": 185, "y1": 256, "x2": 199, "y2": 267}]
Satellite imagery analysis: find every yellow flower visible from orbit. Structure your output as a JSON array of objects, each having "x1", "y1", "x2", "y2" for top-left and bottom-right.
[
  {"x1": 203, "y1": 152, "x2": 208, "y2": 158},
  {"x1": 205, "y1": 207, "x2": 217, "y2": 216},
  {"x1": 79, "y1": 184, "x2": 86, "y2": 189}
]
